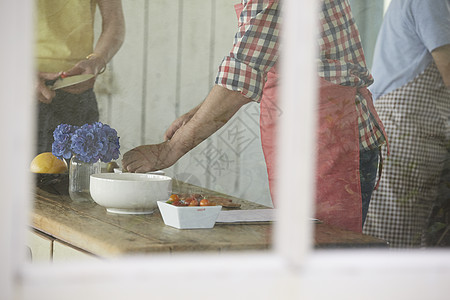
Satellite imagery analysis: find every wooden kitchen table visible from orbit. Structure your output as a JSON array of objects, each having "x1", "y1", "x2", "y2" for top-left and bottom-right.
[{"x1": 29, "y1": 177, "x2": 387, "y2": 260}]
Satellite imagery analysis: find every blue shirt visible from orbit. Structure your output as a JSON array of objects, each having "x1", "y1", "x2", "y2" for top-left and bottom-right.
[{"x1": 369, "y1": 0, "x2": 450, "y2": 100}]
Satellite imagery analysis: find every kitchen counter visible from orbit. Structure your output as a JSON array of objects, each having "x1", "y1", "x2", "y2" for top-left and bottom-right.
[{"x1": 29, "y1": 178, "x2": 387, "y2": 260}]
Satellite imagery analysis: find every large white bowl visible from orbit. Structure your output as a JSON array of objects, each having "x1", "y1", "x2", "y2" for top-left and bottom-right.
[
  {"x1": 90, "y1": 173, "x2": 172, "y2": 214},
  {"x1": 113, "y1": 168, "x2": 165, "y2": 176}
]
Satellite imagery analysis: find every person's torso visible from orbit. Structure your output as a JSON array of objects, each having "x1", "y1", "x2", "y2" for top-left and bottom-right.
[
  {"x1": 36, "y1": 0, "x2": 97, "y2": 73},
  {"x1": 369, "y1": 0, "x2": 450, "y2": 100}
]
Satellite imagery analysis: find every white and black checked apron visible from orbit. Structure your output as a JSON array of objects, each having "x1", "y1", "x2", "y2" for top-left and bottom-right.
[{"x1": 363, "y1": 62, "x2": 450, "y2": 247}]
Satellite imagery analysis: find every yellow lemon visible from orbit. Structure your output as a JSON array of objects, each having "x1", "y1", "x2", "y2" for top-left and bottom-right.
[{"x1": 30, "y1": 152, "x2": 68, "y2": 174}]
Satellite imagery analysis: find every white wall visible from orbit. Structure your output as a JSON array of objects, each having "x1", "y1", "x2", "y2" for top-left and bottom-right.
[
  {"x1": 94, "y1": 0, "x2": 273, "y2": 207},
  {"x1": 348, "y1": 0, "x2": 384, "y2": 69},
  {"x1": 92, "y1": 0, "x2": 393, "y2": 207}
]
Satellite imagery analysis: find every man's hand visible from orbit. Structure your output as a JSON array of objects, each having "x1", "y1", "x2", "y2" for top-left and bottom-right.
[
  {"x1": 36, "y1": 72, "x2": 60, "y2": 103},
  {"x1": 165, "y1": 113, "x2": 191, "y2": 141},
  {"x1": 164, "y1": 105, "x2": 201, "y2": 141},
  {"x1": 122, "y1": 141, "x2": 181, "y2": 173},
  {"x1": 60, "y1": 58, "x2": 101, "y2": 94}
]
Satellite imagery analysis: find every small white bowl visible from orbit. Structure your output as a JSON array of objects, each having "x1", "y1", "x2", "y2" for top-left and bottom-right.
[
  {"x1": 90, "y1": 173, "x2": 172, "y2": 214},
  {"x1": 157, "y1": 201, "x2": 222, "y2": 229}
]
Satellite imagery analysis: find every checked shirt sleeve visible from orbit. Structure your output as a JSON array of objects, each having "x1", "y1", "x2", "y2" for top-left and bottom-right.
[{"x1": 215, "y1": 0, "x2": 280, "y2": 102}]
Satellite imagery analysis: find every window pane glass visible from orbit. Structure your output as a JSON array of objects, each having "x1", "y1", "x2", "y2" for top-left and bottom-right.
[{"x1": 28, "y1": 0, "x2": 450, "y2": 266}]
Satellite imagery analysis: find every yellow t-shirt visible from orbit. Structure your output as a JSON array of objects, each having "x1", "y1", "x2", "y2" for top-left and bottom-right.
[{"x1": 35, "y1": 0, "x2": 97, "y2": 73}]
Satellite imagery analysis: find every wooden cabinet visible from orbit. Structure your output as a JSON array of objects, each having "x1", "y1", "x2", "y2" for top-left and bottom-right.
[
  {"x1": 27, "y1": 228, "x2": 98, "y2": 263},
  {"x1": 27, "y1": 229, "x2": 53, "y2": 263},
  {"x1": 53, "y1": 240, "x2": 98, "y2": 262}
]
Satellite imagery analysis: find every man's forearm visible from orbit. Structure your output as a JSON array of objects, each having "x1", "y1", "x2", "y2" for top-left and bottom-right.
[{"x1": 168, "y1": 85, "x2": 252, "y2": 157}]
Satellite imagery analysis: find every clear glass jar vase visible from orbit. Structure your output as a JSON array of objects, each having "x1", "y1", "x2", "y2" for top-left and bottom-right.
[{"x1": 69, "y1": 156, "x2": 101, "y2": 202}]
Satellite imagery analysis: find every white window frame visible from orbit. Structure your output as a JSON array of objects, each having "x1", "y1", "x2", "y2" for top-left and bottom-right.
[{"x1": 1, "y1": 1, "x2": 450, "y2": 299}]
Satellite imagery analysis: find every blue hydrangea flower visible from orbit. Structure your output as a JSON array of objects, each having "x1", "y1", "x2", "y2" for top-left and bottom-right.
[
  {"x1": 71, "y1": 124, "x2": 103, "y2": 163},
  {"x1": 52, "y1": 122, "x2": 120, "y2": 163},
  {"x1": 52, "y1": 124, "x2": 78, "y2": 160},
  {"x1": 94, "y1": 122, "x2": 120, "y2": 162}
]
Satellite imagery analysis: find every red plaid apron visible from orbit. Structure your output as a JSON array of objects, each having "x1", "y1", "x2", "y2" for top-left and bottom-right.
[
  {"x1": 235, "y1": 2, "x2": 387, "y2": 233},
  {"x1": 260, "y1": 73, "x2": 385, "y2": 232}
]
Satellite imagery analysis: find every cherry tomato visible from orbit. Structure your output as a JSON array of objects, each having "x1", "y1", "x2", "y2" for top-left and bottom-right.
[
  {"x1": 184, "y1": 196, "x2": 194, "y2": 206},
  {"x1": 169, "y1": 194, "x2": 180, "y2": 202},
  {"x1": 189, "y1": 199, "x2": 199, "y2": 206},
  {"x1": 199, "y1": 199, "x2": 210, "y2": 206},
  {"x1": 171, "y1": 200, "x2": 182, "y2": 206}
]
